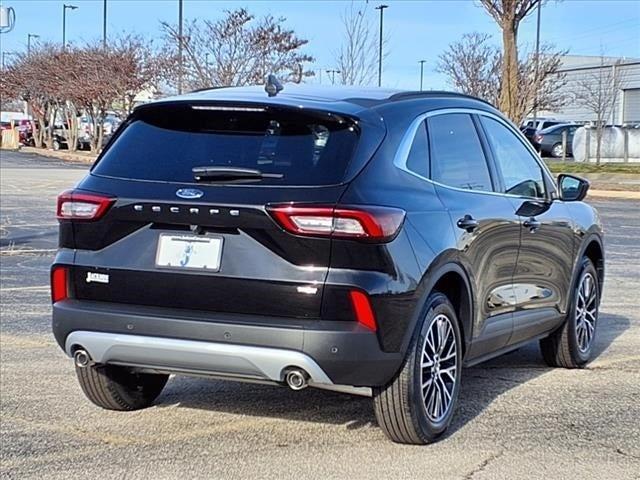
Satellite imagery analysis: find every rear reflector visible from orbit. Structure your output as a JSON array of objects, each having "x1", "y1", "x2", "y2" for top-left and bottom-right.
[
  {"x1": 268, "y1": 205, "x2": 405, "y2": 241},
  {"x1": 51, "y1": 266, "x2": 68, "y2": 303},
  {"x1": 349, "y1": 290, "x2": 377, "y2": 331},
  {"x1": 56, "y1": 190, "x2": 115, "y2": 221}
]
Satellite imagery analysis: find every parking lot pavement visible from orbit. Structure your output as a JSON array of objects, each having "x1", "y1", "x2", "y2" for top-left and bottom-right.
[{"x1": 1, "y1": 150, "x2": 639, "y2": 479}]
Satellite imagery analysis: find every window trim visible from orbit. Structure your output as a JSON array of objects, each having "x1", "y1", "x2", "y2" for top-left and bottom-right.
[{"x1": 393, "y1": 107, "x2": 557, "y2": 200}]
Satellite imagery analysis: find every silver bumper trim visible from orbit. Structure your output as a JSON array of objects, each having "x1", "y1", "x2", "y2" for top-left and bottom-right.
[{"x1": 65, "y1": 331, "x2": 372, "y2": 397}]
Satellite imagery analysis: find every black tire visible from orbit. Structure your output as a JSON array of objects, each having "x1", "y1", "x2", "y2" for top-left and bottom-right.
[
  {"x1": 373, "y1": 292, "x2": 463, "y2": 444},
  {"x1": 75, "y1": 363, "x2": 169, "y2": 411},
  {"x1": 540, "y1": 257, "x2": 600, "y2": 368}
]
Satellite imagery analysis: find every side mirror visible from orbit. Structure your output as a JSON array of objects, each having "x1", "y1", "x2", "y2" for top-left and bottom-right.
[{"x1": 558, "y1": 174, "x2": 589, "y2": 202}]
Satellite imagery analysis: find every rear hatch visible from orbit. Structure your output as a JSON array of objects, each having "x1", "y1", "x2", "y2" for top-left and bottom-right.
[{"x1": 64, "y1": 100, "x2": 384, "y2": 320}]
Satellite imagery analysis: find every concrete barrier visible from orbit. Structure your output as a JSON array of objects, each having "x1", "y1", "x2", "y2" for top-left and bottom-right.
[{"x1": 573, "y1": 126, "x2": 640, "y2": 163}]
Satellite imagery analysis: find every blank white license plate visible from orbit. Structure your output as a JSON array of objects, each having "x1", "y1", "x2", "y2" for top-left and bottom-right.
[{"x1": 155, "y1": 234, "x2": 223, "y2": 271}]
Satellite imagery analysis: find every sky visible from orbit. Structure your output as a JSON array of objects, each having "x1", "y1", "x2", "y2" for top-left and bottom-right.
[{"x1": 1, "y1": 0, "x2": 639, "y2": 90}]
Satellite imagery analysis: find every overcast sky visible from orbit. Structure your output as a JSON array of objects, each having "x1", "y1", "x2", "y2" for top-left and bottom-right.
[{"x1": 2, "y1": 0, "x2": 639, "y2": 89}]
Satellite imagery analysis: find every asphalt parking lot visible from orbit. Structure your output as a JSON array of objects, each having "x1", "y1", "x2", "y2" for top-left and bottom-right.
[{"x1": 1, "y1": 150, "x2": 639, "y2": 479}]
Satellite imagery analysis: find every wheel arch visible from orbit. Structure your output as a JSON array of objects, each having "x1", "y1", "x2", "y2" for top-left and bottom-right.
[
  {"x1": 403, "y1": 261, "x2": 474, "y2": 359},
  {"x1": 582, "y1": 236, "x2": 605, "y2": 291}
]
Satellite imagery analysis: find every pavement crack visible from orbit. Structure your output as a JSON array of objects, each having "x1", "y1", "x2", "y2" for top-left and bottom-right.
[{"x1": 463, "y1": 450, "x2": 504, "y2": 480}]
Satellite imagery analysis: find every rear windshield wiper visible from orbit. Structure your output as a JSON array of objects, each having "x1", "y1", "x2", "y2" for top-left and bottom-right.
[{"x1": 192, "y1": 166, "x2": 283, "y2": 182}]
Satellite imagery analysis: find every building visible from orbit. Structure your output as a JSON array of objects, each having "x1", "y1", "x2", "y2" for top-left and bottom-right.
[{"x1": 541, "y1": 55, "x2": 640, "y2": 124}]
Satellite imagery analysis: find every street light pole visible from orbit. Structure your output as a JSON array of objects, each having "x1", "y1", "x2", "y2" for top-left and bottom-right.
[
  {"x1": 375, "y1": 4, "x2": 388, "y2": 87},
  {"x1": 102, "y1": 0, "x2": 107, "y2": 48},
  {"x1": 177, "y1": 0, "x2": 184, "y2": 94},
  {"x1": 2, "y1": 51, "x2": 16, "y2": 69},
  {"x1": 532, "y1": 0, "x2": 542, "y2": 123},
  {"x1": 326, "y1": 69, "x2": 341, "y2": 85},
  {"x1": 419, "y1": 60, "x2": 426, "y2": 91},
  {"x1": 27, "y1": 34, "x2": 40, "y2": 55},
  {"x1": 62, "y1": 4, "x2": 78, "y2": 49}
]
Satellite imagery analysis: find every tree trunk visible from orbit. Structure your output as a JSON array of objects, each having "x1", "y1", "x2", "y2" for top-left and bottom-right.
[{"x1": 499, "y1": 20, "x2": 519, "y2": 122}]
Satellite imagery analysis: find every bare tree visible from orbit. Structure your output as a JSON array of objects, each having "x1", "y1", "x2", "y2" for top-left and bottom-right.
[
  {"x1": 161, "y1": 9, "x2": 313, "y2": 91},
  {"x1": 436, "y1": 32, "x2": 501, "y2": 104},
  {"x1": 1, "y1": 38, "x2": 164, "y2": 152},
  {"x1": 573, "y1": 58, "x2": 626, "y2": 164},
  {"x1": 478, "y1": 0, "x2": 541, "y2": 121},
  {"x1": 333, "y1": 2, "x2": 378, "y2": 86},
  {"x1": 514, "y1": 44, "x2": 567, "y2": 122},
  {"x1": 437, "y1": 33, "x2": 566, "y2": 122}
]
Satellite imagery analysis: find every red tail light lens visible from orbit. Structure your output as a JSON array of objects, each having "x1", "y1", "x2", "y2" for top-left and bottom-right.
[
  {"x1": 51, "y1": 266, "x2": 68, "y2": 303},
  {"x1": 350, "y1": 290, "x2": 377, "y2": 331},
  {"x1": 268, "y1": 205, "x2": 405, "y2": 241},
  {"x1": 56, "y1": 190, "x2": 115, "y2": 221},
  {"x1": 534, "y1": 134, "x2": 543, "y2": 142}
]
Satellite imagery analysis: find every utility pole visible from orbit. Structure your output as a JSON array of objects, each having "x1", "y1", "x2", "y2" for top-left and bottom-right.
[
  {"x1": 326, "y1": 69, "x2": 340, "y2": 85},
  {"x1": 62, "y1": 4, "x2": 78, "y2": 49},
  {"x1": 102, "y1": 0, "x2": 107, "y2": 48},
  {"x1": 375, "y1": 4, "x2": 388, "y2": 87},
  {"x1": 419, "y1": 60, "x2": 426, "y2": 91},
  {"x1": 532, "y1": 0, "x2": 542, "y2": 123},
  {"x1": 27, "y1": 33, "x2": 39, "y2": 55},
  {"x1": 177, "y1": 0, "x2": 184, "y2": 94}
]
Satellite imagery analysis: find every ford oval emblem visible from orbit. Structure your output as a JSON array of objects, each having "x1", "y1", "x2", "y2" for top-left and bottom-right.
[{"x1": 176, "y1": 188, "x2": 204, "y2": 199}]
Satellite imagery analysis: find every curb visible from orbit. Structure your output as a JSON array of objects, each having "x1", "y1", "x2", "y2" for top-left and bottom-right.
[
  {"x1": 588, "y1": 190, "x2": 640, "y2": 200},
  {"x1": 18, "y1": 146, "x2": 96, "y2": 164}
]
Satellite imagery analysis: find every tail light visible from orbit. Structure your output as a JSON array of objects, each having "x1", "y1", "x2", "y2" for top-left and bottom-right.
[
  {"x1": 350, "y1": 290, "x2": 377, "y2": 331},
  {"x1": 267, "y1": 205, "x2": 405, "y2": 242},
  {"x1": 534, "y1": 134, "x2": 543, "y2": 143},
  {"x1": 56, "y1": 190, "x2": 115, "y2": 221},
  {"x1": 51, "y1": 266, "x2": 69, "y2": 303}
]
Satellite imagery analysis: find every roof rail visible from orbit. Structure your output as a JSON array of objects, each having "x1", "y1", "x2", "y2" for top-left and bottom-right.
[{"x1": 389, "y1": 90, "x2": 495, "y2": 107}]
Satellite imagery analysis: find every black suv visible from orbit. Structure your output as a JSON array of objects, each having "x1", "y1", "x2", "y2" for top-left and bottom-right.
[{"x1": 52, "y1": 85, "x2": 604, "y2": 444}]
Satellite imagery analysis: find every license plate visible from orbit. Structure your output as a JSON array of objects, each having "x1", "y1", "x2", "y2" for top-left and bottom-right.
[{"x1": 155, "y1": 234, "x2": 223, "y2": 271}]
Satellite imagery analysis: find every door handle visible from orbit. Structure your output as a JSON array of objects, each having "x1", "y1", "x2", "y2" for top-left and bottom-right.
[
  {"x1": 457, "y1": 214, "x2": 479, "y2": 232},
  {"x1": 523, "y1": 217, "x2": 541, "y2": 232}
]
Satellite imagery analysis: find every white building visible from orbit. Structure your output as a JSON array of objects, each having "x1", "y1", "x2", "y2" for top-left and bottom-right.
[{"x1": 542, "y1": 55, "x2": 640, "y2": 124}]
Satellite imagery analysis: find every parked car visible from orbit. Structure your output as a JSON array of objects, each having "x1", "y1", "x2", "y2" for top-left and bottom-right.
[
  {"x1": 534, "y1": 123, "x2": 579, "y2": 158},
  {"x1": 50, "y1": 126, "x2": 92, "y2": 151},
  {"x1": 521, "y1": 117, "x2": 562, "y2": 131},
  {"x1": 52, "y1": 86, "x2": 604, "y2": 444},
  {"x1": 0, "y1": 119, "x2": 33, "y2": 146}
]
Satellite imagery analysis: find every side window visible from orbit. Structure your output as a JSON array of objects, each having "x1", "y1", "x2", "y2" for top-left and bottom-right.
[
  {"x1": 428, "y1": 113, "x2": 493, "y2": 192},
  {"x1": 406, "y1": 121, "x2": 429, "y2": 178},
  {"x1": 480, "y1": 116, "x2": 546, "y2": 199}
]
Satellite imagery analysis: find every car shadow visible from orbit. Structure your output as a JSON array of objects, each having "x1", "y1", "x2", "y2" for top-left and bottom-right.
[{"x1": 155, "y1": 311, "x2": 630, "y2": 434}]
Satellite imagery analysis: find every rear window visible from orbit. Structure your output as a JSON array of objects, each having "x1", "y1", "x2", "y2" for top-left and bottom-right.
[{"x1": 93, "y1": 104, "x2": 359, "y2": 185}]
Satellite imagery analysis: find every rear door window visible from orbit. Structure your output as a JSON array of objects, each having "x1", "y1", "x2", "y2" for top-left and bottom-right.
[
  {"x1": 93, "y1": 104, "x2": 359, "y2": 186},
  {"x1": 428, "y1": 113, "x2": 493, "y2": 192}
]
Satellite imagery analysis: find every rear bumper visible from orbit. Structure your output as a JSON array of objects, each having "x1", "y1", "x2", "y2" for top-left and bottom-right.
[{"x1": 53, "y1": 300, "x2": 403, "y2": 389}]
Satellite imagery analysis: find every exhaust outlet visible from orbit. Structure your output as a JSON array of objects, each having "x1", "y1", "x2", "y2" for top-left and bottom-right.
[
  {"x1": 285, "y1": 368, "x2": 309, "y2": 391},
  {"x1": 73, "y1": 349, "x2": 92, "y2": 368}
]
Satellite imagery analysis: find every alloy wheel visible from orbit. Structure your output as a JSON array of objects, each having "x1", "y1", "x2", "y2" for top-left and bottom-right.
[
  {"x1": 552, "y1": 143, "x2": 564, "y2": 157},
  {"x1": 421, "y1": 313, "x2": 458, "y2": 422},
  {"x1": 575, "y1": 272, "x2": 597, "y2": 353}
]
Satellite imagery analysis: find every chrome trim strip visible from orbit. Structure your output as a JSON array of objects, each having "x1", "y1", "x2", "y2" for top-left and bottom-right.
[
  {"x1": 393, "y1": 107, "x2": 557, "y2": 201},
  {"x1": 65, "y1": 331, "x2": 333, "y2": 384}
]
